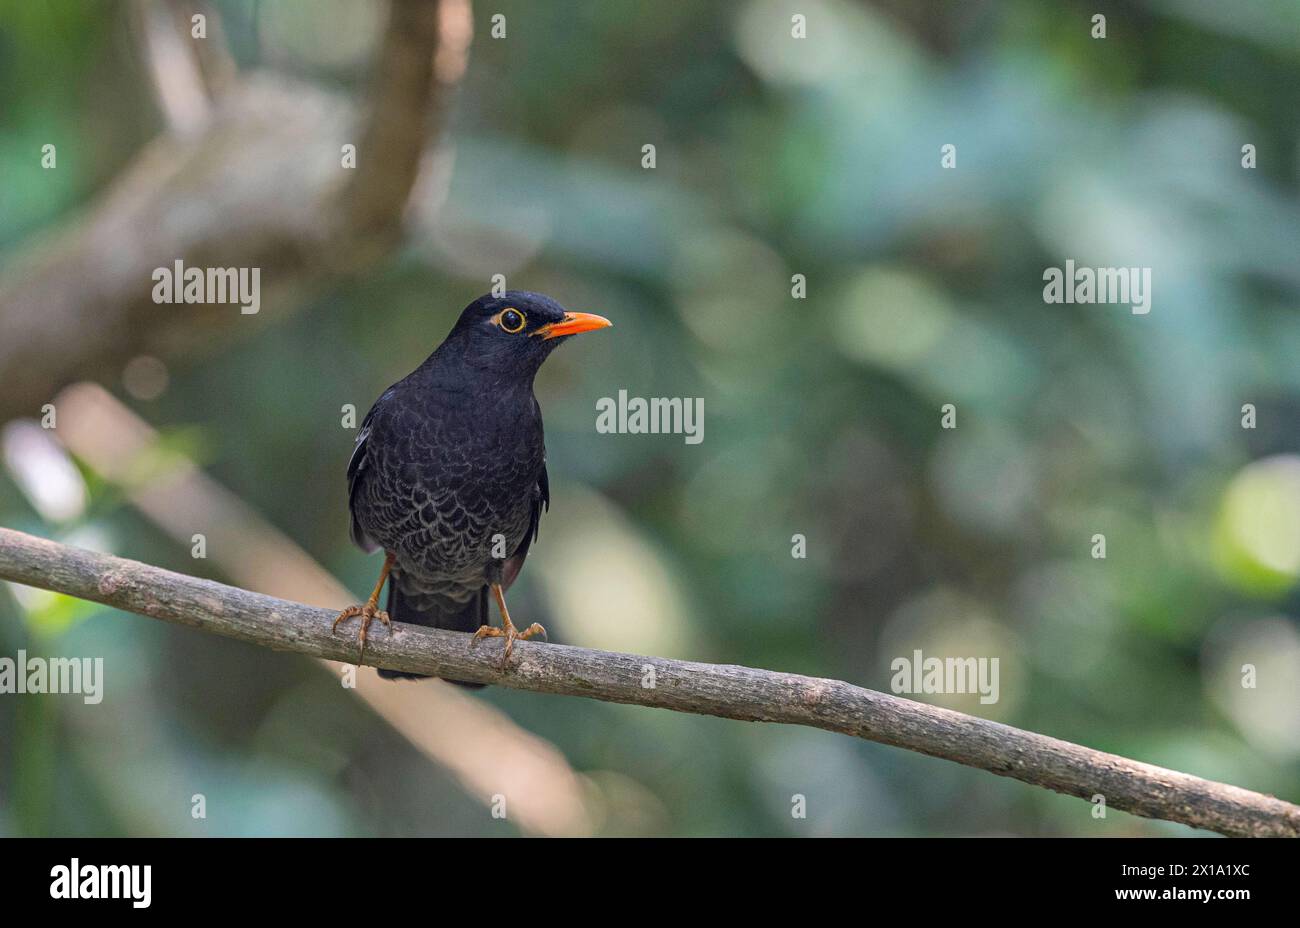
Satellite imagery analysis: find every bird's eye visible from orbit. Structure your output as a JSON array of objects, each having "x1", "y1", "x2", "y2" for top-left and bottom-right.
[{"x1": 499, "y1": 308, "x2": 526, "y2": 333}]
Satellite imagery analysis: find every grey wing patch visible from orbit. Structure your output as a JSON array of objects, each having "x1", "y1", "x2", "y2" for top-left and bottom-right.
[
  {"x1": 347, "y1": 391, "x2": 395, "y2": 552},
  {"x1": 346, "y1": 423, "x2": 376, "y2": 550},
  {"x1": 502, "y1": 463, "x2": 549, "y2": 590},
  {"x1": 534, "y1": 462, "x2": 550, "y2": 542}
]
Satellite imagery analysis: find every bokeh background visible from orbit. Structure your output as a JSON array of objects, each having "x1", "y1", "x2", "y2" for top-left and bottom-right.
[{"x1": 1, "y1": 0, "x2": 1298, "y2": 837}]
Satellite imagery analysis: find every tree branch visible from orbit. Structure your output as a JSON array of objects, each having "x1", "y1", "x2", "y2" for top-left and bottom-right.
[
  {"x1": 341, "y1": 0, "x2": 471, "y2": 239},
  {"x1": 0, "y1": 0, "x2": 469, "y2": 422},
  {"x1": 1, "y1": 526, "x2": 1295, "y2": 838}
]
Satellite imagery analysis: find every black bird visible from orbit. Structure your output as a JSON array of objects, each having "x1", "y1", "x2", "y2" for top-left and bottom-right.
[{"x1": 335, "y1": 291, "x2": 611, "y2": 683}]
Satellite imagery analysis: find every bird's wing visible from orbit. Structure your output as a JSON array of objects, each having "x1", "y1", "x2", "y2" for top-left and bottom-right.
[
  {"x1": 502, "y1": 462, "x2": 549, "y2": 589},
  {"x1": 533, "y1": 461, "x2": 550, "y2": 542},
  {"x1": 346, "y1": 390, "x2": 393, "y2": 552}
]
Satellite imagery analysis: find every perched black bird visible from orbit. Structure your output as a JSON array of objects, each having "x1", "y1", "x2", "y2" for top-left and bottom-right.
[{"x1": 336, "y1": 291, "x2": 611, "y2": 683}]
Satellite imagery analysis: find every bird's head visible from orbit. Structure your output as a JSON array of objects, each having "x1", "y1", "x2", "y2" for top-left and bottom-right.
[{"x1": 443, "y1": 291, "x2": 612, "y2": 378}]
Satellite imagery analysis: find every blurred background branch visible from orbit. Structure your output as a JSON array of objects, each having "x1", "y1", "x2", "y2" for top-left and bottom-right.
[{"x1": 0, "y1": 0, "x2": 470, "y2": 422}]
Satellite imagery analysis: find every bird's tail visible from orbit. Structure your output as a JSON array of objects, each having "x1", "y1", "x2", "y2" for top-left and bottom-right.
[{"x1": 377, "y1": 584, "x2": 488, "y2": 688}]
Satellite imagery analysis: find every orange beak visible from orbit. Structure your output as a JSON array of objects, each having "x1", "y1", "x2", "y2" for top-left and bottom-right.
[{"x1": 535, "y1": 311, "x2": 613, "y2": 340}]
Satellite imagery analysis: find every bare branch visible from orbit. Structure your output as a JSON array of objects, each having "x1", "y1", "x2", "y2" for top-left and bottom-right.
[
  {"x1": 169, "y1": 0, "x2": 238, "y2": 99},
  {"x1": 341, "y1": 0, "x2": 473, "y2": 238},
  {"x1": 0, "y1": 526, "x2": 1295, "y2": 838},
  {"x1": 134, "y1": 0, "x2": 213, "y2": 135}
]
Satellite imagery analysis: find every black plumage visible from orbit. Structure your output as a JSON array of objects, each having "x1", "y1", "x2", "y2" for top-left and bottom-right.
[{"x1": 336, "y1": 291, "x2": 611, "y2": 683}]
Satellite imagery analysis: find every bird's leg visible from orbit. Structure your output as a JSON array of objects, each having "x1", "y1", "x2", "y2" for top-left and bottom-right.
[
  {"x1": 472, "y1": 583, "x2": 546, "y2": 667},
  {"x1": 332, "y1": 551, "x2": 394, "y2": 663}
]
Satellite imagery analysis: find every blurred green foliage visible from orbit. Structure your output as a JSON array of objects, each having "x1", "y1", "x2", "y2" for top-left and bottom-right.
[{"x1": 1, "y1": 0, "x2": 1298, "y2": 836}]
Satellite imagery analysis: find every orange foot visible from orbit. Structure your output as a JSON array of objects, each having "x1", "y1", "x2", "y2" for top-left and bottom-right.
[
  {"x1": 335, "y1": 552, "x2": 395, "y2": 665},
  {"x1": 333, "y1": 601, "x2": 391, "y2": 664},
  {"x1": 472, "y1": 615, "x2": 546, "y2": 668}
]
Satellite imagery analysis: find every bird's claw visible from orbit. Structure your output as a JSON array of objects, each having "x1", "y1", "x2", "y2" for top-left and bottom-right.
[
  {"x1": 332, "y1": 601, "x2": 391, "y2": 664},
  {"x1": 472, "y1": 619, "x2": 546, "y2": 667}
]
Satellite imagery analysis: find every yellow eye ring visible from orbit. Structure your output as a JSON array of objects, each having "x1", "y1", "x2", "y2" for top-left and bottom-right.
[{"x1": 499, "y1": 308, "x2": 526, "y2": 333}]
